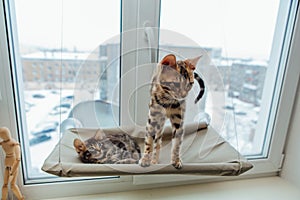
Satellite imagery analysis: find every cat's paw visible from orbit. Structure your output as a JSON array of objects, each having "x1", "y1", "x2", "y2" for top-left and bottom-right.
[
  {"x1": 139, "y1": 154, "x2": 151, "y2": 167},
  {"x1": 151, "y1": 159, "x2": 158, "y2": 164},
  {"x1": 171, "y1": 159, "x2": 183, "y2": 169}
]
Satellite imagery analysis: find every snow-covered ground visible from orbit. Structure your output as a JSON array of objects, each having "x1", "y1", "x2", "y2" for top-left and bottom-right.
[
  {"x1": 205, "y1": 91, "x2": 260, "y2": 155},
  {"x1": 24, "y1": 90, "x2": 74, "y2": 176}
]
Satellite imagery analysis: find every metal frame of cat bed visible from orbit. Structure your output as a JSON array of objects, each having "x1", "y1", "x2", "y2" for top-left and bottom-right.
[{"x1": 42, "y1": 116, "x2": 253, "y2": 177}]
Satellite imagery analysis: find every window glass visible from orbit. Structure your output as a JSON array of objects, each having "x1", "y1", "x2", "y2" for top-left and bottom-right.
[
  {"x1": 160, "y1": 0, "x2": 281, "y2": 156},
  {"x1": 14, "y1": 0, "x2": 120, "y2": 179}
]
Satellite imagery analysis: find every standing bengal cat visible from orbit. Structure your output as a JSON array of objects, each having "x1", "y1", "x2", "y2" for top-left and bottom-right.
[{"x1": 139, "y1": 54, "x2": 205, "y2": 169}]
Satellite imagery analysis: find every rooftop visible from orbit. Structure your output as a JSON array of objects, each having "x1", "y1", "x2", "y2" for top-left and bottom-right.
[{"x1": 22, "y1": 51, "x2": 107, "y2": 61}]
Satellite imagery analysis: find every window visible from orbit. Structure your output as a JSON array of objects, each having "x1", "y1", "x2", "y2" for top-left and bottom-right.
[
  {"x1": 0, "y1": 0, "x2": 299, "y2": 198},
  {"x1": 6, "y1": 0, "x2": 121, "y2": 180},
  {"x1": 159, "y1": 0, "x2": 281, "y2": 157}
]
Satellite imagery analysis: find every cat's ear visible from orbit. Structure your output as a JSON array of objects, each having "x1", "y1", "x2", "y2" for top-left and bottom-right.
[
  {"x1": 186, "y1": 55, "x2": 202, "y2": 70},
  {"x1": 160, "y1": 54, "x2": 177, "y2": 69},
  {"x1": 94, "y1": 129, "x2": 106, "y2": 140},
  {"x1": 73, "y1": 138, "x2": 86, "y2": 153}
]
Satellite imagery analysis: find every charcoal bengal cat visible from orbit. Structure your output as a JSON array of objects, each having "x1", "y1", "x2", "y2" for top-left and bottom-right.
[
  {"x1": 73, "y1": 129, "x2": 141, "y2": 164},
  {"x1": 139, "y1": 54, "x2": 205, "y2": 169}
]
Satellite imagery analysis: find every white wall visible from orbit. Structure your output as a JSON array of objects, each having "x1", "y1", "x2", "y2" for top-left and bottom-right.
[{"x1": 281, "y1": 79, "x2": 300, "y2": 187}]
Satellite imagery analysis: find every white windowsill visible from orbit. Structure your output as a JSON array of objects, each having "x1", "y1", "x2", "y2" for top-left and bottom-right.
[{"x1": 44, "y1": 176, "x2": 300, "y2": 200}]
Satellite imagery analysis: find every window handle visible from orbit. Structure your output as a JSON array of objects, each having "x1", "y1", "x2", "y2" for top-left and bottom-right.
[{"x1": 144, "y1": 22, "x2": 157, "y2": 63}]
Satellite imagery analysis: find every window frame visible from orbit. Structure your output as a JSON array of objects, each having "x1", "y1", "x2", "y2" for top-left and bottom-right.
[
  {"x1": 258, "y1": 0, "x2": 300, "y2": 171},
  {"x1": 120, "y1": 0, "x2": 161, "y2": 127},
  {"x1": 0, "y1": 0, "x2": 299, "y2": 199}
]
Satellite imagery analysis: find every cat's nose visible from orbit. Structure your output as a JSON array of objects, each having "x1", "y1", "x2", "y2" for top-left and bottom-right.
[{"x1": 84, "y1": 151, "x2": 91, "y2": 158}]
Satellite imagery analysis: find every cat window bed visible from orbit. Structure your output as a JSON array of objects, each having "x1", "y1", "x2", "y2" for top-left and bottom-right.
[{"x1": 42, "y1": 121, "x2": 253, "y2": 177}]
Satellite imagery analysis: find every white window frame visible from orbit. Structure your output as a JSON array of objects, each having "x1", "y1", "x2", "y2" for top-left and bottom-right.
[
  {"x1": 121, "y1": 0, "x2": 160, "y2": 127},
  {"x1": 0, "y1": 0, "x2": 299, "y2": 199}
]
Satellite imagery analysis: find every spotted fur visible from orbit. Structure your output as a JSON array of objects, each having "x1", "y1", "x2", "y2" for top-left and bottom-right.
[
  {"x1": 139, "y1": 54, "x2": 204, "y2": 169},
  {"x1": 74, "y1": 129, "x2": 141, "y2": 164}
]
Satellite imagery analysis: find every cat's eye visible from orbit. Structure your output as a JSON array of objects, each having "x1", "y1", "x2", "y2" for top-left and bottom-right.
[{"x1": 161, "y1": 82, "x2": 180, "y2": 87}]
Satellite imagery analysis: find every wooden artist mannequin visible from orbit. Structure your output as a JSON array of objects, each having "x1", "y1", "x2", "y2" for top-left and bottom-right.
[{"x1": 0, "y1": 127, "x2": 24, "y2": 200}]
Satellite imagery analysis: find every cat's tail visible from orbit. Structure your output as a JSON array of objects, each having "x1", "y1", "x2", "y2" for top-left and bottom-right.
[{"x1": 194, "y1": 72, "x2": 205, "y2": 104}]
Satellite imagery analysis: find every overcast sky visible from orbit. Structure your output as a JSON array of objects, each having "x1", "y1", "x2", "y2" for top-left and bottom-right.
[{"x1": 14, "y1": 0, "x2": 280, "y2": 60}]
